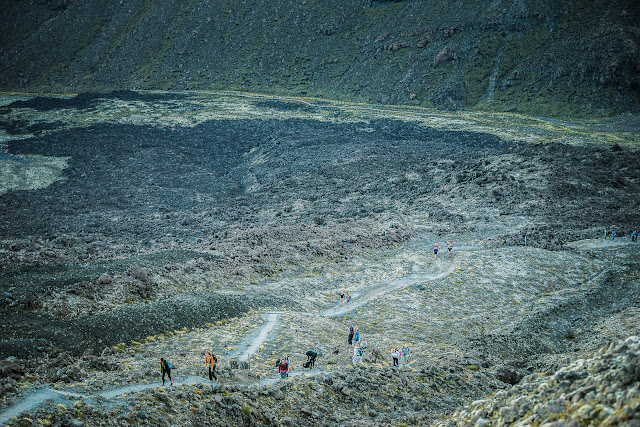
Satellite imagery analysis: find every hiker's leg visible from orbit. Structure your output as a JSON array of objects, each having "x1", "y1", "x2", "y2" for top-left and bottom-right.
[
  {"x1": 212, "y1": 366, "x2": 218, "y2": 381},
  {"x1": 208, "y1": 367, "x2": 213, "y2": 381}
]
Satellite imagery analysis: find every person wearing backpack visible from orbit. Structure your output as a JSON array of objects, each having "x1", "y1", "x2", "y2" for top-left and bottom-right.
[
  {"x1": 278, "y1": 355, "x2": 289, "y2": 379},
  {"x1": 353, "y1": 327, "x2": 360, "y2": 347},
  {"x1": 205, "y1": 351, "x2": 218, "y2": 382},
  {"x1": 352, "y1": 345, "x2": 364, "y2": 367},
  {"x1": 400, "y1": 344, "x2": 411, "y2": 365},
  {"x1": 160, "y1": 357, "x2": 173, "y2": 386},
  {"x1": 304, "y1": 350, "x2": 318, "y2": 368},
  {"x1": 348, "y1": 323, "x2": 354, "y2": 346}
]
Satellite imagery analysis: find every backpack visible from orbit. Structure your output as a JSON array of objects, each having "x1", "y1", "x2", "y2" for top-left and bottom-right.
[
  {"x1": 213, "y1": 354, "x2": 218, "y2": 363},
  {"x1": 166, "y1": 361, "x2": 172, "y2": 369},
  {"x1": 357, "y1": 348, "x2": 363, "y2": 356}
]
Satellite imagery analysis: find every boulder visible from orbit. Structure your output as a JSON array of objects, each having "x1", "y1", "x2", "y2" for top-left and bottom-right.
[{"x1": 0, "y1": 359, "x2": 24, "y2": 380}]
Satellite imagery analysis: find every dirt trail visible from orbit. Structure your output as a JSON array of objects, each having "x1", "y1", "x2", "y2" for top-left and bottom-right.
[
  {"x1": 3, "y1": 237, "x2": 628, "y2": 422},
  {"x1": 0, "y1": 247, "x2": 455, "y2": 421},
  {"x1": 320, "y1": 261, "x2": 456, "y2": 317},
  {"x1": 235, "y1": 312, "x2": 280, "y2": 362},
  {"x1": 0, "y1": 311, "x2": 320, "y2": 425}
]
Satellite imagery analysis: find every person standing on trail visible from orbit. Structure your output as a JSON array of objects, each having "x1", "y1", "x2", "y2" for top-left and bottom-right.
[
  {"x1": 632, "y1": 230, "x2": 639, "y2": 242},
  {"x1": 278, "y1": 355, "x2": 289, "y2": 379},
  {"x1": 612, "y1": 230, "x2": 617, "y2": 240},
  {"x1": 353, "y1": 327, "x2": 360, "y2": 347},
  {"x1": 348, "y1": 323, "x2": 354, "y2": 346},
  {"x1": 205, "y1": 351, "x2": 218, "y2": 382},
  {"x1": 400, "y1": 344, "x2": 411, "y2": 365},
  {"x1": 434, "y1": 244, "x2": 440, "y2": 259},
  {"x1": 160, "y1": 357, "x2": 173, "y2": 386},
  {"x1": 340, "y1": 291, "x2": 345, "y2": 304},
  {"x1": 448, "y1": 240, "x2": 453, "y2": 257},
  {"x1": 352, "y1": 345, "x2": 364, "y2": 367},
  {"x1": 347, "y1": 293, "x2": 351, "y2": 305}
]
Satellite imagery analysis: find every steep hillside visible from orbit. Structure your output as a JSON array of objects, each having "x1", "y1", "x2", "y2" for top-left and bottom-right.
[{"x1": 1, "y1": 0, "x2": 639, "y2": 117}]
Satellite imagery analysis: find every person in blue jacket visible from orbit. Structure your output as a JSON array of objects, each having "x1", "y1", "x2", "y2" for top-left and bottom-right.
[{"x1": 353, "y1": 327, "x2": 360, "y2": 347}]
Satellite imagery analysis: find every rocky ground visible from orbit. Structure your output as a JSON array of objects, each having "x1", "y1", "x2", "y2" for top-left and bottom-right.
[{"x1": 0, "y1": 91, "x2": 639, "y2": 425}]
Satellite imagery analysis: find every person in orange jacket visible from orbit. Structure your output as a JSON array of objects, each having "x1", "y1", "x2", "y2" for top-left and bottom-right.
[{"x1": 205, "y1": 351, "x2": 218, "y2": 382}]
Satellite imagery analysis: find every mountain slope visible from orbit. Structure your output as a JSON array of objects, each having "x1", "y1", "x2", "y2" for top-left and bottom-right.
[{"x1": 1, "y1": 0, "x2": 639, "y2": 116}]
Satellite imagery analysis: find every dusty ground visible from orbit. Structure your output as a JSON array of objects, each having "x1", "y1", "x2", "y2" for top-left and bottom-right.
[{"x1": 0, "y1": 91, "x2": 639, "y2": 425}]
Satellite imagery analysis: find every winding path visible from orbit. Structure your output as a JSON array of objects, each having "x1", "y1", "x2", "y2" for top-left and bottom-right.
[{"x1": 0, "y1": 247, "x2": 460, "y2": 424}]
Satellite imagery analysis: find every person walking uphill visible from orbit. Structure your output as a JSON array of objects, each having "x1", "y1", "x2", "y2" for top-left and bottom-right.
[
  {"x1": 348, "y1": 323, "x2": 354, "y2": 346},
  {"x1": 205, "y1": 351, "x2": 218, "y2": 382},
  {"x1": 160, "y1": 357, "x2": 173, "y2": 386},
  {"x1": 353, "y1": 327, "x2": 360, "y2": 347},
  {"x1": 278, "y1": 356, "x2": 289, "y2": 379}
]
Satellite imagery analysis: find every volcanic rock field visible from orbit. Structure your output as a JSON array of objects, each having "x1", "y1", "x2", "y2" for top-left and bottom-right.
[{"x1": 0, "y1": 91, "x2": 639, "y2": 426}]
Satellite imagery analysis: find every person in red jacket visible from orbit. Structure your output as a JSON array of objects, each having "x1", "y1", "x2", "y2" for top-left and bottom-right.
[{"x1": 278, "y1": 355, "x2": 289, "y2": 379}]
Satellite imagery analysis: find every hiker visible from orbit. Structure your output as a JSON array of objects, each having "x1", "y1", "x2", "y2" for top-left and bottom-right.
[
  {"x1": 632, "y1": 230, "x2": 639, "y2": 242},
  {"x1": 348, "y1": 323, "x2": 354, "y2": 346},
  {"x1": 352, "y1": 346, "x2": 364, "y2": 367},
  {"x1": 347, "y1": 293, "x2": 351, "y2": 305},
  {"x1": 160, "y1": 357, "x2": 173, "y2": 386},
  {"x1": 400, "y1": 344, "x2": 411, "y2": 365},
  {"x1": 448, "y1": 240, "x2": 453, "y2": 257},
  {"x1": 353, "y1": 327, "x2": 360, "y2": 347},
  {"x1": 205, "y1": 351, "x2": 218, "y2": 382},
  {"x1": 391, "y1": 348, "x2": 400, "y2": 366},
  {"x1": 340, "y1": 291, "x2": 345, "y2": 304},
  {"x1": 278, "y1": 356, "x2": 289, "y2": 379},
  {"x1": 612, "y1": 230, "x2": 617, "y2": 240},
  {"x1": 304, "y1": 350, "x2": 318, "y2": 368},
  {"x1": 433, "y1": 244, "x2": 440, "y2": 259}
]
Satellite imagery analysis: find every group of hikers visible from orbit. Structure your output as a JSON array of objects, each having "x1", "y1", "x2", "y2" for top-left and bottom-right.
[
  {"x1": 275, "y1": 350, "x2": 319, "y2": 378},
  {"x1": 158, "y1": 285, "x2": 416, "y2": 386},
  {"x1": 159, "y1": 351, "x2": 218, "y2": 386},
  {"x1": 433, "y1": 240, "x2": 453, "y2": 258},
  {"x1": 597, "y1": 229, "x2": 639, "y2": 241},
  {"x1": 340, "y1": 291, "x2": 351, "y2": 305},
  {"x1": 159, "y1": 327, "x2": 410, "y2": 385},
  {"x1": 391, "y1": 345, "x2": 411, "y2": 366}
]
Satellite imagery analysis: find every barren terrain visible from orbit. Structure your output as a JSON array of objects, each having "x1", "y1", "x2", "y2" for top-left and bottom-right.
[{"x1": 0, "y1": 91, "x2": 639, "y2": 426}]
